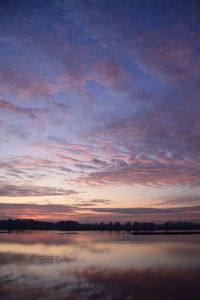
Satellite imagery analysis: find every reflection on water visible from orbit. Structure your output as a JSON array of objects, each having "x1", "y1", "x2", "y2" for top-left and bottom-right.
[{"x1": 0, "y1": 231, "x2": 200, "y2": 299}]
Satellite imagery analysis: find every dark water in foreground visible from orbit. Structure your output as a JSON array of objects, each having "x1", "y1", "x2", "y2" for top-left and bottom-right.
[{"x1": 0, "y1": 230, "x2": 200, "y2": 300}]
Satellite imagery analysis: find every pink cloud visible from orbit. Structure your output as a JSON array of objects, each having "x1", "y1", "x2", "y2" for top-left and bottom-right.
[
  {"x1": 132, "y1": 22, "x2": 200, "y2": 87},
  {"x1": 77, "y1": 160, "x2": 200, "y2": 187},
  {"x1": 48, "y1": 153, "x2": 81, "y2": 164},
  {"x1": 0, "y1": 65, "x2": 59, "y2": 99},
  {"x1": 92, "y1": 61, "x2": 131, "y2": 92}
]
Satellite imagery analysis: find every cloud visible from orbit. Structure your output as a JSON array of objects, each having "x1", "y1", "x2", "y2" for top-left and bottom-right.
[
  {"x1": 0, "y1": 202, "x2": 199, "y2": 222},
  {"x1": 47, "y1": 137, "x2": 93, "y2": 150},
  {"x1": 76, "y1": 164, "x2": 97, "y2": 170},
  {"x1": 88, "y1": 205, "x2": 200, "y2": 222},
  {"x1": 0, "y1": 184, "x2": 78, "y2": 197},
  {"x1": 0, "y1": 0, "x2": 199, "y2": 214},
  {"x1": 74, "y1": 198, "x2": 113, "y2": 207},
  {"x1": 90, "y1": 198, "x2": 113, "y2": 204},
  {"x1": 92, "y1": 206, "x2": 200, "y2": 215},
  {"x1": 0, "y1": 156, "x2": 73, "y2": 183},
  {"x1": 91, "y1": 158, "x2": 108, "y2": 166},
  {"x1": 0, "y1": 97, "x2": 49, "y2": 119},
  {"x1": 48, "y1": 153, "x2": 81, "y2": 164},
  {"x1": 0, "y1": 65, "x2": 59, "y2": 99},
  {"x1": 0, "y1": 202, "x2": 79, "y2": 220},
  {"x1": 77, "y1": 160, "x2": 200, "y2": 187},
  {"x1": 77, "y1": 87, "x2": 200, "y2": 187},
  {"x1": 90, "y1": 61, "x2": 132, "y2": 94},
  {"x1": 136, "y1": 23, "x2": 200, "y2": 88},
  {"x1": 157, "y1": 195, "x2": 200, "y2": 207}
]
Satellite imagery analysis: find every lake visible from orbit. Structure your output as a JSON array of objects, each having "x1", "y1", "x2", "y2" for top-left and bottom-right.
[{"x1": 0, "y1": 230, "x2": 200, "y2": 299}]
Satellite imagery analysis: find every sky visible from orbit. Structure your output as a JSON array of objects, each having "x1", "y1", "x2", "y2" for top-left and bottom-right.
[{"x1": 0, "y1": 0, "x2": 200, "y2": 223}]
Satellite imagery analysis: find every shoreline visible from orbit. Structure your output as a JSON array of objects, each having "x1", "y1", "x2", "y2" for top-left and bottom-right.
[{"x1": 1, "y1": 229, "x2": 200, "y2": 235}]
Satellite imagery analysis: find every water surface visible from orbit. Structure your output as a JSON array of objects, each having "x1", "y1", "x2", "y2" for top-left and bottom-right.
[{"x1": 0, "y1": 230, "x2": 200, "y2": 299}]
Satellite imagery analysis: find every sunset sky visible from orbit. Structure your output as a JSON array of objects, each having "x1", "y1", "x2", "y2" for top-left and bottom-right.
[{"x1": 0, "y1": 0, "x2": 200, "y2": 222}]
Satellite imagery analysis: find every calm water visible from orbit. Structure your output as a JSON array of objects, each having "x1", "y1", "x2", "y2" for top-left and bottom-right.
[{"x1": 0, "y1": 230, "x2": 200, "y2": 299}]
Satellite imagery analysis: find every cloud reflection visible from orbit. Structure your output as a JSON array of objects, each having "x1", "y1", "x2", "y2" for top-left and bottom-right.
[{"x1": 0, "y1": 266, "x2": 200, "y2": 300}]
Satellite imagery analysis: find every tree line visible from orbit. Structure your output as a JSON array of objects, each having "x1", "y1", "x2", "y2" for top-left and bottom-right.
[{"x1": 0, "y1": 219, "x2": 199, "y2": 231}]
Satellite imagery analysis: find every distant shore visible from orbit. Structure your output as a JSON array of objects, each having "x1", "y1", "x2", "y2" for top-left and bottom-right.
[
  {"x1": 1, "y1": 229, "x2": 200, "y2": 235},
  {"x1": 0, "y1": 219, "x2": 200, "y2": 232},
  {"x1": 130, "y1": 230, "x2": 200, "y2": 235}
]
